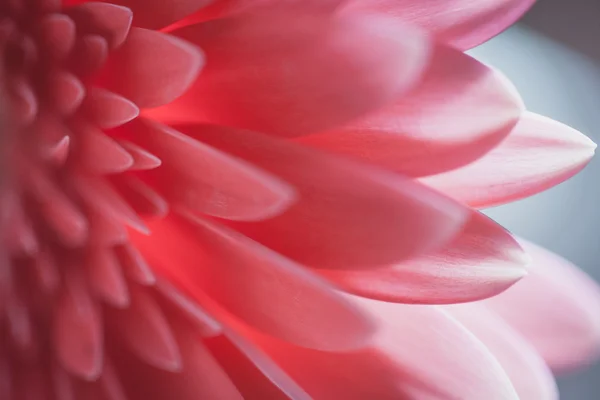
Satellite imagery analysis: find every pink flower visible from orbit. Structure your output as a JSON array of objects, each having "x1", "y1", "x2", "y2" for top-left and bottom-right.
[{"x1": 0, "y1": 0, "x2": 598, "y2": 399}]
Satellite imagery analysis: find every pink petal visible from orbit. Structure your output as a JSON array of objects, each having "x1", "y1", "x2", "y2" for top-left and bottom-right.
[
  {"x1": 73, "y1": 119, "x2": 134, "y2": 174},
  {"x1": 66, "y1": 2, "x2": 133, "y2": 49},
  {"x1": 133, "y1": 214, "x2": 375, "y2": 351},
  {"x1": 86, "y1": 246, "x2": 130, "y2": 307},
  {"x1": 155, "y1": 279, "x2": 222, "y2": 337},
  {"x1": 248, "y1": 299, "x2": 518, "y2": 399},
  {"x1": 320, "y1": 211, "x2": 527, "y2": 304},
  {"x1": 111, "y1": 320, "x2": 243, "y2": 399},
  {"x1": 111, "y1": 175, "x2": 169, "y2": 218},
  {"x1": 146, "y1": 9, "x2": 431, "y2": 137},
  {"x1": 203, "y1": 308, "x2": 312, "y2": 400},
  {"x1": 32, "y1": 251, "x2": 60, "y2": 295},
  {"x1": 421, "y1": 112, "x2": 596, "y2": 208},
  {"x1": 484, "y1": 239, "x2": 600, "y2": 373},
  {"x1": 88, "y1": 209, "x2": 128, "y2": 245},
  {"x1": 117, "y1": 141, "x2": 161, "y2": 170},
  {"x1": 51, "y1": 364, "x2": 76, "y2": 400},
  {"x1": 70, "y1": 34, "x2": 109, "y2": 76},
  {"x1": 96, "y1": 27, "x2": 204, "y2": 108},
  {"x1": 341, "y1": 0, "x2": 536, "y2": 50},
  {"x1": 37, "y1": 13, "x2": 76, "y2": 60},
  {"x1": 47, "y1": 71, "x2": 85, "y2": 115},
  {"x1": 107, "y1": 0, "x2": 213, "y2": 30},
  {"x1": 53, "y1": 270, "x2": 104, "y2": 381},
  {"x1": 23, "y1": 166, "x2": 89, "y2": 247},
  {"x1": 116, "y1": 119, "x2": 296, "y2": 221},
  {"x1": 115, "y1": 243, "x2": 155, "y2": 286},
  {"x1": 71, "y1": 173, "x2": 149, "y2": 234},
  {"x1": 176, "y1": 124, "x2": 468, "y2": 269},
  {"x1": 82, "y1": 87, "x2": 139, "y2": 129},
  {"x1": 205, "y1": 335, "x2": 301, "y2": 400},
  {"x1": 297, "y1": 51, "x2": 523, "y2": 177},
  {"x1": 109, "y1": 285, "x2": 182, "y2": 372},
  {"x1": 446, "y1": 303, "x2": 558, "y2": 400},
  {"x1": 172, "y1": 0, "x2": 345, "y2": 26}
]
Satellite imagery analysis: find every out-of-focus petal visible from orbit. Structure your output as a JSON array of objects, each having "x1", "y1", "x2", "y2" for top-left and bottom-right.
[
  {"x1": 174, "y1": 124, "x2": 469, "y2": 269},
  {"x1": 446, "y1": 303, "x2": 559, "y2": 400},
  {"x1": 132, "y1": 214, "x2": 376, "y2": 351},
  {"x1": 320, "y1": 211, "x2": 527, "y2": 304},
  {"x1": 421, "y1": 112, "x2": 596, "y2": 208},
  {"x1": 106, "y1": 0, "x2": 213, "y2": 30},
  {"x1": 146, "y1": 8, "x2": 431, "y2": 137},
  {"x1": 96, "y1": 28, "x2": 204, "y2": 108},
  {"x1": 112, "y1": 320, "x2": 243, "y2": 400},
  {"x1": 340, "y1": 0, "x2": 536, "y2": 50},
  {"x1": 168, "y1": 0, "x2": 345, "y2": 27},
  {"x1": 65, "y1": 2, "x2": 133, "y2": 49},
  {"x1": 241, "y1": 299, "x2": 518, "y2": 399},
  {"x1": 484, "y1": 239, "x2": 600, "y2": 372},
  {"x1": 297, "y1": 51, "x2": 523, "y2": 177}
]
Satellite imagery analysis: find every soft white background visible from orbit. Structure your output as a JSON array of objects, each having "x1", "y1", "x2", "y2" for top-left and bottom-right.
[{"x1": 471, "y1": 0, "x2": 600, "y2": 398}]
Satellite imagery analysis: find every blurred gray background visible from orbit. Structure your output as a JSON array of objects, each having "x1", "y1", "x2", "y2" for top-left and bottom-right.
[{"x1": 471, "y1": 0, "x2": 600, "y2": 398}]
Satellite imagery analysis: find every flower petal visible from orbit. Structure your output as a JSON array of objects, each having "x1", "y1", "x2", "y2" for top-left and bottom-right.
[
  {"x1": 176, "y1": 124, "x2": 469, "y2": 269},
  {"x1": 112, "y1": 321, "x2": 243, "y2": 400},
  {"x1": 116, "y1": 119, "x2": 296, "y2": 221},
  {"x1": 446, "y1": 303, "x2": 558, "y2": 400},
  {"x1": 247, "y1": 299, "x2": 518, "y2": 399},
  {"x1": 132, "y1": 214, "x2": 376, "y2": 351},
  {"x1": 54, "y1": 270, "x2": 104, "y2": 381},
  {"x1": 146, "y1": 8, "x2": 431, "y2": 137},
  {"x1": 320, "y1": 211, "x2": 527, "y2": 304},
  {"x1": 109, "y1": 285, "x2": 182, "y2": 372},
  {"x1": 341, "y1": 0, "x2": 536, "y2": 50},
  {"x1": 65, "y1": 2, "x2": 132, "y2": 49},
  {"x1": 205, "y1": 327, "x2": 311, "y2": 399},
  {"x1": 106, "y1": 0, "x2": 213, "y2": 30},
  {"x1": 96, "y1": 27, "x2": 203, "y2": 108},
  {"x1": 421, "y1": 112, "x2": 596, "y2": 208},
  {"x1": 171, "y1": 0, "x2": 345, "y2": 26},
  {"x1": 82, "y1": 87, "x2": 139, "y2": 129},
  {"x1": 297, "y1": 50, "x2": 523, "y2": 177},
  {"x1": 484, "y1": 239, "x2": 600, "y2": 373}
]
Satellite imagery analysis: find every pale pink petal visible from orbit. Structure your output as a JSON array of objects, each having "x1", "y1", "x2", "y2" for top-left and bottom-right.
[
  {"x1": 146, "y1": 9, "x2": 431, "y2": 137},
  {"x1": 115, "y1": 118, "x2": 296, "y2": 221},
  {"x1": 242, "y1": 299, "x2": 518, "y2": 399},
  {"x1": 297, "y1": 51, "x2": 523, "y2": 177},
  {"x1": 446, "y1": 303, "x2": 559, "y2": 400},
  {"x1": 132, "y1": 214, "x2": 376, "y2": 351},
  {"x1": 158, "y1": 284, "x2": 309, "y2": 399},
  {"x1": 485, "y1": 239, "x2": 600, "y2": 372},
  {"x1": 175, "y1": 124, "x2": 469, "y2": 269},
  {"x1": 320, "y1": 211, "x2": 527, "y2": 304},
  {"x1": 341, "y1": 0, "x2": 536, "y2": 50},
  {"x1": 97, "y1": 28, "x2": 204, "y2": 108},
  {"x1": 421, "y1": 112, "x2": 596, "y2": 208}
]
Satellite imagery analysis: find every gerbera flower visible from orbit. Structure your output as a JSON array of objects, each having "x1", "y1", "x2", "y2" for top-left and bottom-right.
[{"x1": 1, "y1": 0, "x2": 599, "y2": 399}]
